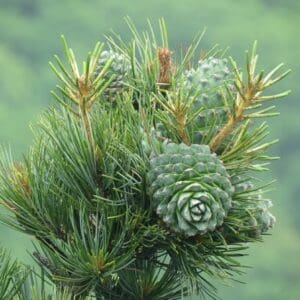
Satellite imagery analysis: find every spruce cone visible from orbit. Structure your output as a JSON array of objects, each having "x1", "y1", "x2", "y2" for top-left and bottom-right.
[
  {"x1": 95, "y1": 50, "x2": 131, "y2": 97},
  {"x1": 147, "y1": 143, "x2": 233, "y2": 236}
]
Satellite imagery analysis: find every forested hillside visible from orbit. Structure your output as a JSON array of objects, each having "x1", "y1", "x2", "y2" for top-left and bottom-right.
[{"x1": 0, "y1": 1, "x2": 299, "y2": 299}]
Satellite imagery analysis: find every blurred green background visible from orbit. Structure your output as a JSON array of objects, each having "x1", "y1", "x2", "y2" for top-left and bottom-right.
[{"x1": 0, "y1": 0, "x2": 299, "y2": 299}]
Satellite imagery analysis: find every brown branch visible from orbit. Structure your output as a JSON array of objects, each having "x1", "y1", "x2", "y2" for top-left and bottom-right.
[
  {"x1": 175, "y1": 110, "x2": 190, "y2": 145},
  {"x1": 210, "y1": 85, "x2": 258, "y2": 152},
  {"x1": 77, "y1": 76, "x2": 96, "y2": 149}
]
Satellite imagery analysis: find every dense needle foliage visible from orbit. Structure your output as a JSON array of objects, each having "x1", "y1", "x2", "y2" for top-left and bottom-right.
[{"x1": 0, "y1": 19, "x2": 290, "y2": 299}]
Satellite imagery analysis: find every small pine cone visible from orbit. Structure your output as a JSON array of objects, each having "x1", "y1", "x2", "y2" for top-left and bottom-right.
[
  {"x1": 230, "y1": 176, "x2": 276, "y2": 234},
  {"x1": 251, "y1": 200, "x2": 276, "y2": 236},
  {"x1": 222, "y1": 176, "x2": 276, "y2": 242},
  {"x1": 147, "y1": 143, "x2": 233, "y2": 236},
  {"x1": 94, "y1": 50, "x2": 131, "y2": 97},
  {"x1": 184, "y1": 57, "x2": 231, "y2": 93},
  {"x1": 183, "y1": 57, "x2": 234, "y2": 143},
  {"x1": 140, "y1": 126, "x2": 164, "y2": 157}
]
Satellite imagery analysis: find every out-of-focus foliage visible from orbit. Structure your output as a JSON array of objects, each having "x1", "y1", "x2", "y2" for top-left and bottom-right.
[{"x1": 0, "y1": 0, "x2": 299, "y2": 299}]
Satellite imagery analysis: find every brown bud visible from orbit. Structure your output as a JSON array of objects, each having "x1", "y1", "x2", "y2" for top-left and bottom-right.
[
  {"x1": 157, "y1": 48, "x2": 174, "y2": 88},
  {"x1": 78, "y1": 75, "x2": 90, "y2": 97}
]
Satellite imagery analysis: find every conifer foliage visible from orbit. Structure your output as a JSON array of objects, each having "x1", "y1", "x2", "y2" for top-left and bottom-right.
[{"x1": 0, "y1": 19, "x2": 290, "y2": 299}]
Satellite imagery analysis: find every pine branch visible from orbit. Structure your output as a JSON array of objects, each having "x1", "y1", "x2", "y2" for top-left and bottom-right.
[
  {"x1": 210, "y1": 42, "x2": 290, "y2": 152},
  {"x1": 50, "y1": 36, "x2": 115, "y2": 151},
  {"x1": 0, "y1": 20, "x2": 290, "y2": 300}
]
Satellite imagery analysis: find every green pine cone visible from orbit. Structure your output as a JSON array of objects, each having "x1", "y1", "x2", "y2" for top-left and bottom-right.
[
  {"x1": 184, "y1": 57, "x2": 230, "y2": 93},
  {"x1": 252, "y1": 200, "x2": 276, "y2": 235},
  {"x1": 95, "y1": 50, "x2": 131, "y2": 97},
  {"x1": 140, "y1": 126, "x2": 163, "y2": 157},
  {"x1": 183, "y1": 57, "x2": 233, "y2": 143},
  {"x1": 147, "y1": 143, "x2": 233, "y2": 236},
  {"x1": 229, "y1": 176, "x2": 276, "y2": 240}
]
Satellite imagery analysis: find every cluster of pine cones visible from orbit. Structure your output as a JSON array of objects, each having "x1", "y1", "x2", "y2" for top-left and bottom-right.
[{"x1": 94, "y1": 49, "x2": 275, "y2": 239}]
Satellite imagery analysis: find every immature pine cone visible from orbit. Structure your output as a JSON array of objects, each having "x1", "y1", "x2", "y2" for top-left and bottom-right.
[
  {"x1": 183, "y1": 57, "x2": 233, "y2": 143},
  {"x1": 95, "y1": 50, "x2": 131, "y2": 97},
  {"x1": 147, "y1": 143, "x2": 233, "y2": 236}
]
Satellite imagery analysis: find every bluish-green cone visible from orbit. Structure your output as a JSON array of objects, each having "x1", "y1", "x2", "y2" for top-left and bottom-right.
[
  {"x1": 184, "y1": 57, "x2": 230, "y2": 93},
  {"x1": 147, "y1": 143, "x2": 233, "y2": 236},
  {"x1": 155, "y1": 57, "x2": 234, "y2": 145},
  {"x1": 95, "y1": 50, "x2": 131, "y2": 97},
  {"x1": 183, "y1": 57, "x2": 233, "y2": 143},
  {"x1": 230, "y1": 176, "x2": 276, "y2": 238},
  {"x1": 252, "y1": 200, "x2": 276, "y2": 236}
]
